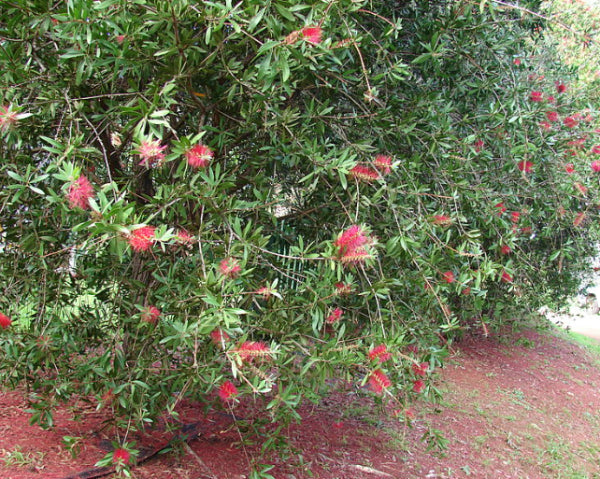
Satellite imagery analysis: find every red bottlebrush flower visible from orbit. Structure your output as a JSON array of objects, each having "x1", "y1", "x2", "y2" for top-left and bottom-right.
[
  {"x1": 406, "y1": 344, "x2": 419, "y2": 355},
  {"x1": 255, "y1": 286, "x2": 274, "y2": 299},
  {"x1": 521, "y1": 226, "x2": 532, "y2": 235},
  {"x1": 210, "y1": 329, "x2": 230, "y2": 347},
  {"x1": 563, "y1": 116, "x2": 578, "y2": 129},
  {"x1": 462, "y1": 287, "x2": 471, "y2": 295},
  {"x1": 115, "y1": 35, "x2": 126, "y2": 44},
  {"x1": 326, "y1": 307, "x2": 343, "y2": 324},
  {"x1": 368, "y1": 344, "x2": 392, "y2": 363},
  {"x1": 540, "y1": 121, "x2": 552, "y2": 131},
  {"x1": 511, "y1": 211, "x2": 520, "y2": 223},
  {"x1": 432, "y1": 214, "x2": 452, "y2": 226},
  {"x1": 547, "y1": 95, "x2": 556, "y2": 103},
  {"x1": 334, "y1": 225, "x2": 374, "y2": 265},
  {"x1": 67, "y1": 175, "x2": 94, "y2": 210},
  {"x1": 185, "y1": 144, "x2": 213, "y2": 169},
  {"x1": 412, "y1": 362, "x2": 429, "y2": 377},
  {"x1": 334, "y1": 282, "x2": 353, "y2": 295},
  {"x1": 412, "y1": 379, "x2": 425, "y2": 393},
  {"x1": 219, "y1": 258, "x2": 241, "y2": 278},
  {"x1": 0, "y1": 104, "x2": 22, "y2": 132},
  {"x1": 112, "y1": 448, "x2": 130, "y2": 466},
  {"x1": 301, "y1": 26, "x2": 322, "y2": 44},
  {"x1": 128, "y1": 226, "x2": 156, "y2": 252},
  {"x1": 368, "y1": 369, "x2": 391, "y2": 395},
  {"x1": 501, "y1": 271, "x2": 513, "y2": 283},
  {"x1": 442, "y1": 271, "x2": 455, "y2": 283},
  {"x1": 373, "y1": 154, "x2": 392, "y2": 174},
  {"x1": 473, "y1": 139, "x2": 485, "y2": 152},
  {"x1": 574, "y1": 182, "x2": 588, "y2": 195},
  {"x1": 235, "y1": 341, "x2": 271, "y2": 363},
  {"x1": 546, "y1": 111, "x2": 559, "y2": 122},
  {"x1": 513, "y1": 58, "x2": 521, "y2": 66},
  {"x1": 564, "y1": 163, "x2": 575, "y2": 174},
  {"x1": 175, "y1": 229, "x2": 194, "y2": 244},
  {"x1": 592, "y1": 145, "x2": 600, "y2": 154},
  {"x1": 333, "y1": 225, "x2": 369, "y2": 250},
  {"x1": 141, "y1": 306, "x2": 161, "y2": 324},
  {"x1": 574, "y1": 212, "x2": 586, "y2": 227},
  {"x1": 517, "y1": 160, "x2": 533, "y2": 173},
  {"x1": 138, "y1": 139, "x2": 167, "y2": 168},
  {"x1": 218, "y1": 380, "x2": 239, "y2": 402},
  {"x1": 349, "y1": 164, "x2": 380, "y2": 182},
  {"x1": 556, "y1": 82, "x2": 567, "y2": 94},
  {"x1": 0, "y1": 312, "x2": 12, "y2": 329},
  {"x1": 529, "y1": 91, "x2": 543, "y2": 102},
  {"x1": 495, "y1": 202, "x2": 507, "y2": 215},
  {"x1": 592, "y1": 160, "x2": 600, "y2": 172},
  {"x1": 501, "y1": 245, "x2": 511, "y2": 255}
]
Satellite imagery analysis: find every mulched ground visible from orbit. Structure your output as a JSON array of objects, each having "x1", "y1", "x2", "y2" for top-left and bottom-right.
[{"x1": 2, "y1": 323, "x2": 600, "y2": 479}]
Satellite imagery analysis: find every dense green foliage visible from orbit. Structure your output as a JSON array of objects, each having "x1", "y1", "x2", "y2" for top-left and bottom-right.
[{"x1": 1, "y1": 0, "x2": 599, "y2": 470}]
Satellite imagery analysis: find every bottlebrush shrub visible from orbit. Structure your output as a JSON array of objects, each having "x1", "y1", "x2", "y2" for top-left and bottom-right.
[{"x1": 0, "y1": 0, "x2": 599, "y2": 470}]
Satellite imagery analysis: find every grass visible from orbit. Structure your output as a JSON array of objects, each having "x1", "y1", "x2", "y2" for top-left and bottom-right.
[
  {"x1": 565, "y1": 330, "x2": 600, "y2": 356},
  {"x1": 1, "y1": 446, "x2": 45, "y2": 468}
]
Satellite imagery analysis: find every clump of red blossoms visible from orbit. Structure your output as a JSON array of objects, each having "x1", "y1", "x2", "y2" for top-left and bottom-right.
[
  {"x1": 210, "y1": 329, "x2": 230, "y2": 347},
  {"x1": 112, "y1": 448, "x2": 130, "y2": 466},
  {"x1": 432, "y1": 214, "x2": 452, "y2": 226},
  {"x1": 128, "y1": 226, "x2": 156, "y2": 252},
  {"x1": 301, "y1": 26, "x2": 322, "y2": 44},
  {"x1": 556, "y1": 82, "x2": 567, "y2": 94},
  {"x1": 501, "y1": 271, "x2": 513, "y2": 283},
  {"x1": 574, "y1": 182, "x2": 588, "y2": 195},
  {"x1": 564, "y1": 163, "x2": 575, "y2": 174},
  {"x1": 442, "y1": 271, "x2": 455, "y2": 283},
  {"x1": 334, "y1": 282, "x2": 353, "y2": 295},
  {"x1": 326, "y1": 307, "x2": 343, "y2": 324},
  {"x1": 235, "y1": 341, "x2": 271, "y2": 363},
  {"x1": 373, "y1": 154, "x2": 393, "y2": 174},
  {"x1": 540, "y1": 121, "x2": 552, "y2": 131},
  {"x1": 517, "y1": 160, "x2": 533, "y2": 173},
  {"x1": 67, "y1": 175, "x2": 94, "y2": 210},
  {"x1": 563, "y1": 116, "x2": 578, "y2": 129},
  {"x1": 473, "y1": 139, "x2": 484, "y2": 152},
  {"x1": 511, "y1": 211, "x2": 521, "y2": 224},
  {"x1": 591, "y1": 160, "x2": 600, "y2": 173},
  {"x1": 546, "y1": 111, "x2": 559, "y2": 122},
  {"x1": 349, "y1": 164, "x2": 379, "y2": 182},
  {"x1": 368, "y1": 344, "x2": 392, "y2": 363},
  {"x1": 138, "y1": 139, "x2": 167, "y2": 168},
  {"x1": 412, "y1": 362, "x2": 429, "y2": 377},
  {"x1": 529, "y1": 91, "x2": 543, "y2": 102},
  {"x1": 218, "y1": 380, "x2": 239, "y2": 403},
  {"x1": 412, "y1": 379, "x2": 425, "y2": 393},
  {"x1": 0, "y1": 312, "x2": 12, "y2": 329},
  {"x1": 255, "y1": 286, "x2": 274, "y2": 299},
  {"x1": 592, "y1": 145, "x2": 600, "y2": 154},
  {"x1": 368, "y1": 369, "x2": 391, "y2": 395},
  {"x1": 175, "y1": 229, "x2": 194, "y2": 244},
  {"x1": 501, "y1": 245, "x2": 511, "y2": 255},
  {"x1": 185, "y1": 144, "x2": 213, "y2": 169},
  {"x1": 574, "y1": 212, "x2": 586, "y2": 227},
  {"x1": 219, "y1": 258, "x2": 241, "y2": 278},
  {"x1": 513, "y1": 58, "x2": 521, "y2": 66},
  {"x1": 141, "y1": 306, "x2": 161, "y2": 324},
  {"x1": 495, "y1": 202, "x2": 507, "y2": 215},
  {"x1": 0, "y1": 104, "x2": 24, "y2": 132},
  {"x1": 334, "y1": 225, "x2": 375, "y2": 265}
]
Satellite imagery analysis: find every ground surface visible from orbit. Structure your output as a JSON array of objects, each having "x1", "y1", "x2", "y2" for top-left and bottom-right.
[{"x1": 2, "y1": 322, "x2": 600, "y2": 479}]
